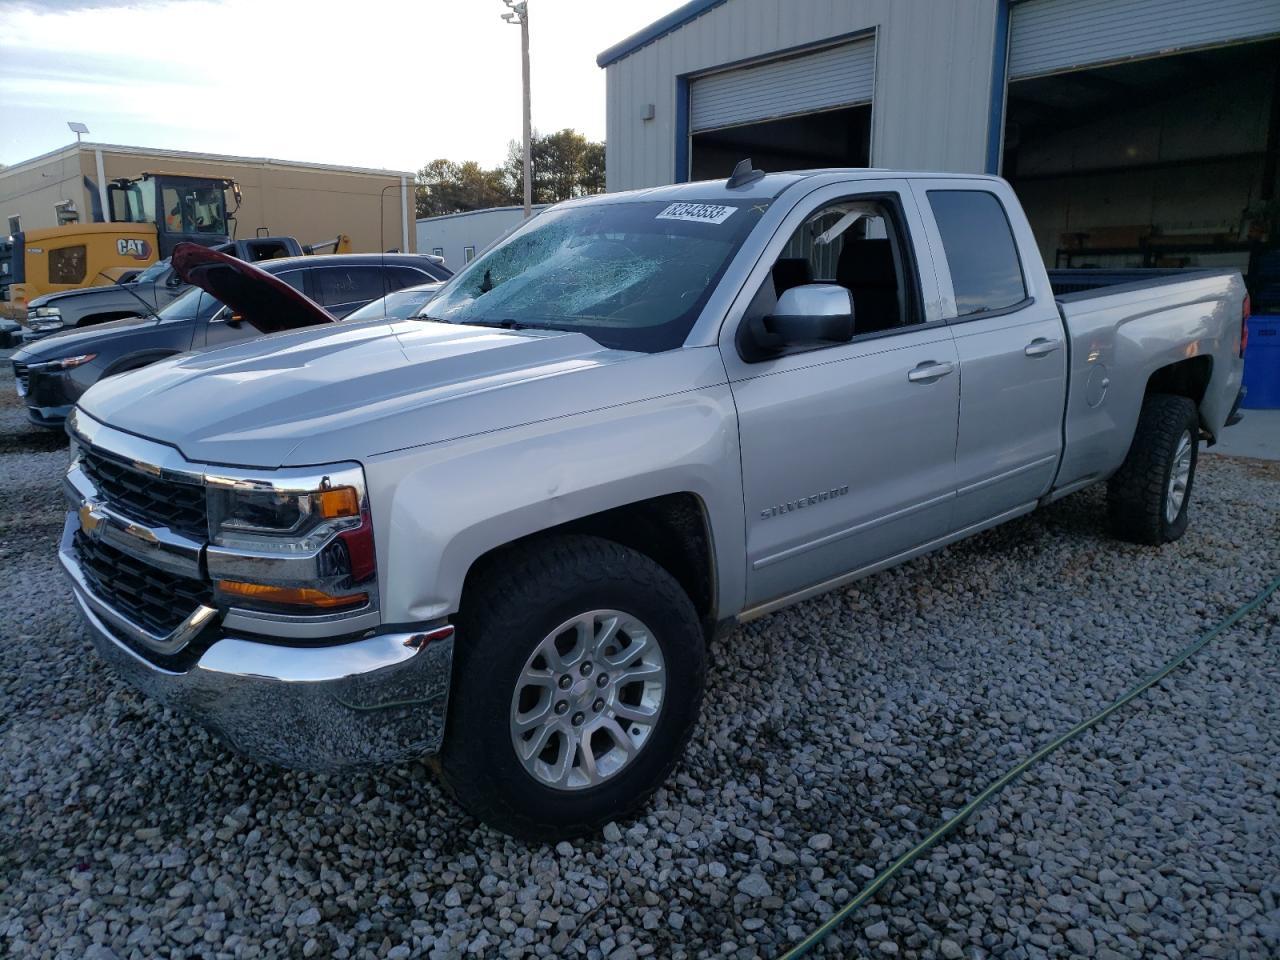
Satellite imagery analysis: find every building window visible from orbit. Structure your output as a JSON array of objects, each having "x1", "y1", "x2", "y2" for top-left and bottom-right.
[
  {"x1": 54, "y1": 199, "x2": 79, "y2": 225},
  {"x1": 49, "y1": 244, "x2": 88, "y2": 285},
  {"x1": 432, "y1": 247, "x2": 444, "y2": 258},
  {"x1": 7, "y1": 216, "x2": 19, "y2": 236},
  {"x1": 463, "y1": 246, "x2": 476, "y2": 263}
]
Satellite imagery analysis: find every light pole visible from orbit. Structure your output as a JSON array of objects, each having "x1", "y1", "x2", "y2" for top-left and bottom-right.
[
  {"x1": 67, "y1": 121, "x2": 89, "y2": 144},
  {"x1": 501, "y1": 0, "x2": 532, "y2": 219}
]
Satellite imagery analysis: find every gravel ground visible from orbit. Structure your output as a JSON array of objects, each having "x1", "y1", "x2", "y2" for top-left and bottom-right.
[{"x1": 1, "y1": 347, "x2": 1278, "y2": 960}]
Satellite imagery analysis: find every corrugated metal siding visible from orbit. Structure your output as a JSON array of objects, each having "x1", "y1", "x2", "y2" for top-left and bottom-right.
[
  {"x1": 1009, "y1": 0, "x2": 1280, "y2": 79},
  {"x1": 603, "y1": 0, "x2": 1000, "y2": 191},
  {"x1": 690, "y1": 38, "x2": 876, "y2": 133}
]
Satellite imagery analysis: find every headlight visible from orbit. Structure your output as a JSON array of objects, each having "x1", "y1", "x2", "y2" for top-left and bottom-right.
[
  {"x1": 30, "y1": 353, "x2": 96, "y2": 371},
  {"x1": 29, "y1": 307, "x2": 62, "y2": 330},
  {"x1": 210, "y1": 478, "x2": 362, "y2": 548},
  {"x1": 207, "y1": 463, "x2": 376, "y2": 615}
]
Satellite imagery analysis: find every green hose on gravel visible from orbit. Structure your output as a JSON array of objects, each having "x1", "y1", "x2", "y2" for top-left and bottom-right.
[{"x1": 779, "y1": 572, "x2": 1280, "y2": 959}]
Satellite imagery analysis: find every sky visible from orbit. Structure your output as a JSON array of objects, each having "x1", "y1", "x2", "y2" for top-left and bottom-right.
[{"x1": 0, "y1": 0, "x2": 677, "y2": 172}]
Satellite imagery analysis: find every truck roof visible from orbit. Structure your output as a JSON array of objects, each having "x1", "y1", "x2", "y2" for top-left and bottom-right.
[{"x1": 561, "y1": 168, "x2": 1004, "y2": 208}]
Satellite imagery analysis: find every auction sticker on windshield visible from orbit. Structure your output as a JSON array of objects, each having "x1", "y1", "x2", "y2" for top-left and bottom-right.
[{"x1": 656, "y1": 202, "x2": 737, "y2": 225}]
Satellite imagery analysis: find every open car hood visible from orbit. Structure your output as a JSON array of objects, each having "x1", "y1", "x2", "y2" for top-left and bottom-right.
[{"x1": 171, "y1": 242, "x2": 334, "y2": 333}]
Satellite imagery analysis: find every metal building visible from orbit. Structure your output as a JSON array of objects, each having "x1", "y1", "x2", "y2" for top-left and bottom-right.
[
  {"x1": 599, "y1": 0, "x2": 1280, "y2": 293},
  {"x1": 416, "y1": 204, "x2": 549, "y2": 271}
]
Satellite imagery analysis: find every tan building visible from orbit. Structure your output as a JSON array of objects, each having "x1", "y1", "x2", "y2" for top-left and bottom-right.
[{"x1": 1, "y1": 141, "x2": 415, "y2": 254}]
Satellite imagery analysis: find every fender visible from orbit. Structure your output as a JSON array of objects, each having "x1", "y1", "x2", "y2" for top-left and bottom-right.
[
  {"x1": 363, "y1": 385, "x2": 747, "y2": 625},
  {"x1": 1054, "y1": 271, "x2": 1244, "y2": 491}
]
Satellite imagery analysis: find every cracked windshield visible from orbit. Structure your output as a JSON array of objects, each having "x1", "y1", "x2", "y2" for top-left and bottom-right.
[{"x1": 426, "y1": 200, "x2": 765, "y2": 352}]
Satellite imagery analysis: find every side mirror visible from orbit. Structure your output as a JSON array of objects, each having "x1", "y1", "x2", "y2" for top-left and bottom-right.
[
  {"x1": 226, "y1": 313, "x2": 243, "y2": 328},
  {"x1": 740, "y1": 283, "x2": 855, "y2": 360}
]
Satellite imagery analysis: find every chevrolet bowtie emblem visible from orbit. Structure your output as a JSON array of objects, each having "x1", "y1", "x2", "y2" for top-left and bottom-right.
[
  {"x1": 78, "y1": 502, "x2": 106, "y2": 537},
  {"x1": 123, "y1": 521, "x2": 158, "y2": 543}
]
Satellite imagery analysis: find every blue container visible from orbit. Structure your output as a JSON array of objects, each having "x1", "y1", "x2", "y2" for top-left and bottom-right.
[{"x1": 1242, "y1": 314, "x2": 1280, "y2": 409}]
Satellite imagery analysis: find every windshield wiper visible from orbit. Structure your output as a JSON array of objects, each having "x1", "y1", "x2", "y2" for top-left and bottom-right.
[{"x1": 424, "y1": 316, "x2": 532, "y2": 331}]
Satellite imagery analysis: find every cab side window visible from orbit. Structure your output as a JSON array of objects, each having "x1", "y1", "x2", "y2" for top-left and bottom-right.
[
  {"x1": 760, "y1": 196, "x2": 920, "y2": 338},
  {"x1": 926, "y1": 190, "x2": 1026, "y2": 316}
]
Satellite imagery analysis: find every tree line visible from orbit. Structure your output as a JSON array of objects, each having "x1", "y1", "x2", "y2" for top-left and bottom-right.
[{"x1": 415, "y1": 128, "x2": 604, "y2": 218}]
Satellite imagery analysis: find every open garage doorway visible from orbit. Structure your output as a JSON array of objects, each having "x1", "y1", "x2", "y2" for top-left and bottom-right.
[
  {"x1": 690, "y1": 104, "x2": 872, "y2": 181},
  {"x1": 1003, "y1": 37, "x2": 1280, "y2": 302}
]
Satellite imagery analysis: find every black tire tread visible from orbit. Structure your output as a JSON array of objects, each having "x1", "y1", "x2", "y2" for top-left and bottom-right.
[
  {"x1": 1107, "y1": 393, "x2": 1198, "y2": 545},
  {"x1": 440, "y1": 534, "x2": 705, "y2": 841}
]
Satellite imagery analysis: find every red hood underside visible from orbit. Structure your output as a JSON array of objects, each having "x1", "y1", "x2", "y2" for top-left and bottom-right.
[{"x1": 171, "y1": 242, "x2": 334, "y2": 333}]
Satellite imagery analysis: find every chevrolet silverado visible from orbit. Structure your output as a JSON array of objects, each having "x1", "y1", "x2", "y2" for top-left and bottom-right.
[{"x1": 59, "y1": 168, "x2": 1247, "y2": 839}]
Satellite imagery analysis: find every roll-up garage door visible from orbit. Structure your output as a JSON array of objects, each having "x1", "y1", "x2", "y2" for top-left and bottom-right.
[
  {"x1": 690, "y1": 38, "x2": 876, "y2": 134},
  {"x1": 1009, "y1": 0, "x2": 1280, "y2": 80}
]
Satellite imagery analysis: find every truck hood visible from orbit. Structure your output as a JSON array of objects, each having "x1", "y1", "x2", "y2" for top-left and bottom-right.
[
  {"x1": 28, "y1": 282, "x2": 157, "y2": 311},
  {"x1": 11, "y1": 314, "x2": 157, "y2": 363},
  {"x1": 75, "y1": 319, "x2": 724, "y2": 468}
]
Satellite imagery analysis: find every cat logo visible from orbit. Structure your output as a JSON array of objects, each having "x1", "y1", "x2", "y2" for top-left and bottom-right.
[{"x1": 116, "y1": 238, "x2": 152, "y2": 260}]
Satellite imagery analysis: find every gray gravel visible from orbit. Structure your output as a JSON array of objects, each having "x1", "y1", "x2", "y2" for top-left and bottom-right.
[{"x1": 1, "y1": 348, "x2": 1278, "y2": 959}]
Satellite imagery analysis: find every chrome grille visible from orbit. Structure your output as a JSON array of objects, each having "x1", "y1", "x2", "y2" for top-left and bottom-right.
[
  {"x1": 73, "y1": 531, "x2": 213, "y2": 637},
  {"x1": 81, "y1": 448, "x2": 208, "y2": 541}
]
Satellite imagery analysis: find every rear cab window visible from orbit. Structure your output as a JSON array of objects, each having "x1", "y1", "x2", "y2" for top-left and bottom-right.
[{"x1": 926, "y1": 190, "x2": 1027, "y2": 317}]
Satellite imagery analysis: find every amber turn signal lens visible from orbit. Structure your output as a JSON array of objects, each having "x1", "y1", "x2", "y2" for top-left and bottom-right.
[
  {"x1": 314, "y1": 485, "x2": 359, "y2": 519},
  {"x1": 218, "y1": 580, "x2": 367, "y2": 609}
]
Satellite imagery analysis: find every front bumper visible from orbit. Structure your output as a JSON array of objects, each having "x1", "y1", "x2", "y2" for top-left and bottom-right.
[
  {"x1": 27, "y1": 402, "x2": 73, "y2": 428},
  {"x1": 59, "y1": 515, "x2": 455, "y2": 770},
  {"x1": 21, "y1": 366, "x2": 78, "y2": 427}
]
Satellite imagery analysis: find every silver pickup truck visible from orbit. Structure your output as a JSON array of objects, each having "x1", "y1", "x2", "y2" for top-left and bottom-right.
[{"x1": 60, "y1": 169, "x2": 1247, "y2": 839}]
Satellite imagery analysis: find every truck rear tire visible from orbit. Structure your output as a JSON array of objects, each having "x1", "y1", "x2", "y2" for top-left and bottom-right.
[
  {"x1": 440, "y1": 534, "x2": 706, "y2": 840},
  {"x1": 1107, "y1": 393, "x2": 1199, "y2": 545}
]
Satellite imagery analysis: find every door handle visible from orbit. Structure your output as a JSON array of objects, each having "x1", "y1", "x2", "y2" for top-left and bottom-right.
[
  {"x1": 1025, "y1": 337, "x2": 1062, "y2": 357},
  {"x1": 907, "y1": 360, "x2": 955, "y2": 383}
]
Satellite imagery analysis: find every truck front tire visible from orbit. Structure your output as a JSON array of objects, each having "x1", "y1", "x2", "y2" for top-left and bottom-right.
[
  {"x1": 440, "y1": 535, "x2": 706, "y2": 840},
  {"x1": 1107, "y1": 393, "x2": 1199, "y2": 545}
]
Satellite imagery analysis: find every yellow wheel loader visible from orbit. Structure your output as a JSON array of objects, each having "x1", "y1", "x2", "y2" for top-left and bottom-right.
[{"x1": 3, "y1": 172, "x2": 240, "y2": 317}]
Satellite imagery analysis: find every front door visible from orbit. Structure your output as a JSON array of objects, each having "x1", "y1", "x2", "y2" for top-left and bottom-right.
[
  {"x1": 910, "y1": 181, "x2": 1067, "y2": 528},
  {"x1": 720, "y1": 181, "x2": 961, "y2": 610}
]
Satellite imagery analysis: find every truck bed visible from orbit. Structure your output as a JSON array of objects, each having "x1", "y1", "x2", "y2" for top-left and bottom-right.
[{"x1": 1048, "y1": 268, "x2": 1230, "y2": 301}]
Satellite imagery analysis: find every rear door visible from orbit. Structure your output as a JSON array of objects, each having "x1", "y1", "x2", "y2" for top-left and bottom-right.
[
  {"x1": 312, "y1": 265, "x2": 398, "y2": 318},
  {"x1": 910, "y1": 180, "x2": 1067, "y2": 530},
  {"x1": 720, "y1": 179, "x2": 961, "y2": 611}
]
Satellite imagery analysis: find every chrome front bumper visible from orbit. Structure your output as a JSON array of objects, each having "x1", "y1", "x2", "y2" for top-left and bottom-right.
[{"x1": 60, "y1": 516, "x2": 455, "y2": 770}]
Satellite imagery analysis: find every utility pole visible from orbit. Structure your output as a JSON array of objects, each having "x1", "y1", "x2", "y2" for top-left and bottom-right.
[{"x1": 502, "y1": 0, "x2": 532, "y2": 218}]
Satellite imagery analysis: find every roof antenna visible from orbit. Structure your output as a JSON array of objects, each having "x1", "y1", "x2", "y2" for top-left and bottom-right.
[{"x1": 726, "y1": 158, "x2": 764, "y2": 189}]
